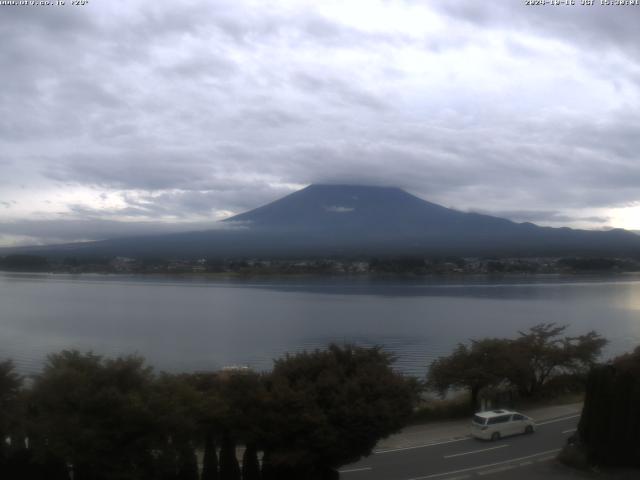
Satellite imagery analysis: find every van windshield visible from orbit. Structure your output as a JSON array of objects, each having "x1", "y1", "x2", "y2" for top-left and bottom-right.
[{"x1": 472, "y1": 415, "x2": 486, "y2": 425}]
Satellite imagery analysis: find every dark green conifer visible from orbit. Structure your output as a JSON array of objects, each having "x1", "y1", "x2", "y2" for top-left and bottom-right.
[
  {"x1": 38, "y1": 451, "x2": 71, "y2": 480},
  {"x1": 177, "y1": 444, "x2": 199, "y2": 480},
  {"x1": 577, "y1": 346, "x2": 640, "y2": 467},
  {"x1": 5, "y1": 444, "x2": 35, "y2": 480},
  {"x1": 156, "y1": 444, "x2": 179, "y2": 480},
  {"x1": 201, "y1": 433, "x2": 219, "y2": 480},
  {"x1": 241, "y1": 443, "x2": 260, "y2": 480},
  {"x1": 259, "y1": 451, "x2": 274, "y2": 480},
  {"x1": 219, "y1": 434, "x2": 240, "y2": 480}
]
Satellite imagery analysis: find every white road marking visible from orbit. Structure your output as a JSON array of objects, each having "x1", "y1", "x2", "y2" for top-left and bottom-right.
[
  {"x1": 375, "y1": 437, "x2": 471, "y2": 454},
  {"x1": 443, "y1": 444, "x2": 509, "y2": 459},
  {"x1": 478, "y1": 465, "x2": 515, "y2": 475},
  {"x1": 536, "y1": 456, "x2": 557, "y2": 462},
  {"x1": 536, "y1": 414, "x2": 580, "y2": 426},
  {"x1": 339, "y1": 466, "x2": 372, "y2": 474},
  {"x1": 562, "y1": 428, "x2": 577, "y2": 434},
  {"x1": 405, "y1": 448, "x2": 561, "y2": 480}
]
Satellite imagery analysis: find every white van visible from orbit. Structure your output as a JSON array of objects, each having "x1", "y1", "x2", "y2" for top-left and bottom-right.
[{"x1": 471, "y1": 409, "x2": 536, "y2": 441}]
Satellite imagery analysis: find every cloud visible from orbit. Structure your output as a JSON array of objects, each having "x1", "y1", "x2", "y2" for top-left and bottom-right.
[
  {"x1": 1, "y1": 0, "x2": 640, "y2": 245},
  {"x1": 292, "y1": 72, "x2": 389, "y2": 111},
  {"x1": 433, "y1": 1, "x2": 640, "y2": 61},
  {"x1": 0, "y1": 218, "x2": 224, "y2": 246},
  {"x1": 472, "y1": 209, "x2": 610, "y2": 226}
]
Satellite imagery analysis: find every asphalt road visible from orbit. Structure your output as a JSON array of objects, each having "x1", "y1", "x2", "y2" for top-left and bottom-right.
[{"x1": 339, "y1": 414, "x2": 580, "y2": 480}]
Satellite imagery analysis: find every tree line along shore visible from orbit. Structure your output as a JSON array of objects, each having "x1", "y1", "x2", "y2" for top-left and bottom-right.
[
  {"x1": 0, "y1": 325, "x2": 638, "y2": 479},
  {"x1": 2, "y1": 253, "x2": 640, "y2": 275}
]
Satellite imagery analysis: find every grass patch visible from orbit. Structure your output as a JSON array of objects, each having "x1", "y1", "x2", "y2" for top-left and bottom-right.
[{"x1": 516, "y1": 391, "x2": 584, "y2": 410}]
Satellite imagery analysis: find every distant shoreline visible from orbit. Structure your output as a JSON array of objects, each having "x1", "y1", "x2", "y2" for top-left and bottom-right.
[
  {"x1": 2, "y1": 269, "x2": 640, "y2": 282},
  {"x1": 3, "y1": 252, "x2": 640, "y2": 279}
]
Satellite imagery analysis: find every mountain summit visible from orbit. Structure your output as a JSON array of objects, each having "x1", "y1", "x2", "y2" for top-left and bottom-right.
[
  {"x1": 7, "y1": 184, "x2": 640, "y2": 258},
  {"x1": 226, "y1": 184, "x2": 472, "y2": 233}
]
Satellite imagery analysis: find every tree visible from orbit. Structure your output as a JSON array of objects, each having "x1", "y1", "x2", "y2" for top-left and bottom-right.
[
  {"x1": 201, "y1": 433, "x2": 219, "y2": 480},
  {"x1": 427, "y1": 325, "x2": 607, "y2": 407},
  {"x1": 201, "y1": 370, "x2": 266, "y2": 480},
  {"x1": 176, "y1": 444, "x2": 198, "y2": 480},
  {"x1": 218, "y1": 370, "x2": 267, "y2": 446},
  {"x1": 241, "y1": 443, "x2": 261, "y2": 480},
  {"x1": 155, "y1": 443, "x2": 178, "y2": 480},
  {"x1": 570, "y1": 346, "x2": 640, "y2": 467},
  {"x1": 29, "y1": 351, "x2": 159, "y2": 480},
  {"x1": 260, "y1": 344, "x2": 418, "y2": 478},
  {"x1": 218, "y1": 434, "x2": 240, "y2": 480},
  {"x1": 179, "y1": 371, "x2": 255, "y2": 480},
  {"x1": 182, "y1": 371, "x2": 229, "y2": 480},
  {"x1": 151, "y1": 373, "x2": 202, "y2": 463},
  {"x1": 0, "y1": 360, "x2": 22, "y2": 464},
  {"x1": 427, "y1": 339, "x2": 512, "y2": 411},
  {"x1": 508, "y1": 324, "x2": 607, "y2": 397}
]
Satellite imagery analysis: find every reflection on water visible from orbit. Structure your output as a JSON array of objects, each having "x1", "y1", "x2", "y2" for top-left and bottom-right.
[
  {"x1": 1, "y1": 272, "x2": 640, "y2": 376},
  {"x1": 622, "y1": 284, "x2": 640, "y2": 343}
]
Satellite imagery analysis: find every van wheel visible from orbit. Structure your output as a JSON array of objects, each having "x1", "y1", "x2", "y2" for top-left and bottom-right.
[
  {"x1": 491, "y1": 432, "x2": 501, "y2": 441},
  {"x1": 525, "y1": 425, "x2": 534, "y2": 434}
]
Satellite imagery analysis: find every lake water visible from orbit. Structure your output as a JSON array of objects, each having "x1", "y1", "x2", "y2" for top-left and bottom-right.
[{"x1": 1, "y1": 272, "x2": 640, "y2": 377}]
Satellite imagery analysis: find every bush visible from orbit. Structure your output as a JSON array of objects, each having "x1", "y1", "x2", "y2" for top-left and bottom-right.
[
  {"x1": 410, "y1": 394, "x2": 472, "y2": 423},
  {"x1": 538, "y1": 373, "x2": 586, "y2": 398}
]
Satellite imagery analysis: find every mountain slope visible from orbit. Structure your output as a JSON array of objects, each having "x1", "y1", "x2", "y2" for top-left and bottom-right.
[
  {"x1": 222, "y1": 184, "x2": 640, "y2": 256},
  {"x1": 5, "y1": 184, "x2": 640, "y2": 259},
  {"x1": 227, "y1": 184, "x2": 522, "y2": 234}
]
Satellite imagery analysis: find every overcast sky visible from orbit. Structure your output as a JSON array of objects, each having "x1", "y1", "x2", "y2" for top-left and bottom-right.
[{"x1": 1, "y1": 0, "x2": 640, "y2": 246}]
